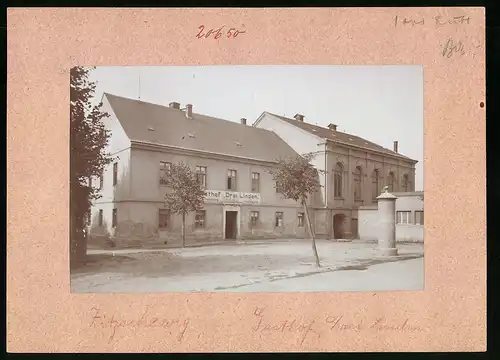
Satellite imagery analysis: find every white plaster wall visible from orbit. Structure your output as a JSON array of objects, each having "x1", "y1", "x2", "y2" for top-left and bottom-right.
[
  {"x1": 89, "y1": 94, "x2": 132, "y2": 233},
  {"x1": 358, "y1": 194, "x2": 424, "y2": 243},
  {"x1": 130, "y1": 147, "x2": 299, "y2": 207}
]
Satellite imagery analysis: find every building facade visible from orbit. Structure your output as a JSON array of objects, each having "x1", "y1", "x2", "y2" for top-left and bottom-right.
[
  {"x1": 253, "y1": 112, "x2": 419, "y2": 239},
  {"x1": 88, "y1": 94, "x2": 309, "y2": 248},
  {"x1": 358, "y1": 191, "x2": 424, "y2": 243}
]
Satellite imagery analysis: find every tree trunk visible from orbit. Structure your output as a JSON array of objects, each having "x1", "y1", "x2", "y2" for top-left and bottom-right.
[
  {"x1": 181, "y1": 212, "x2": 186, "y2": 247},
  {"x1": 302, "y1": 199, "x2": 320, "y2": 267}
]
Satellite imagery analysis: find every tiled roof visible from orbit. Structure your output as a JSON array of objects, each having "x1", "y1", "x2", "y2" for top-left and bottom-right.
[
  {"x1": 104, "y1": 94, "x2": 299, "y2": 163},
  {"x1": 265, "y1": 112, "x2": 417, "y2": 162}
]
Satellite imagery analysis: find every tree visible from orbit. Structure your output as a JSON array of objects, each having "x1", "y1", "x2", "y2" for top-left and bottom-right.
[
  {"x1": 269, "y1": 153, "x2": 324, "y2": 267},
  {"x1": 70, "y1": 66, "x2": 114, "y2": 266},
  {"x1": 163, "y1": 162, "x2": 206, "y2": 247}
]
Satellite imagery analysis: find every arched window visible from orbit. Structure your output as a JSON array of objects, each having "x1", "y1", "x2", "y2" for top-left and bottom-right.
[
  {"x1": 402, "y1": 174, "x2": 409, "y2": 192},
  {"x1": 371, "y1": 169, "x2": 379, "y2": 202},
  {"x1": 387, "y1": 172, "x2": 395, "y2": 192},
  {"x1": 354, "y1": 166, "x2": 362, "y2": 200},
  {"x1": 334, "y1": 163, "x2": 343, "y2": 198}
]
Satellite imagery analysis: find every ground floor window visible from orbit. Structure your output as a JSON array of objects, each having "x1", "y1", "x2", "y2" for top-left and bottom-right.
[
  {"x1": 250, "y1": 211, "x2": 259, "y2": 226},
  {"x1": 415, "y1": 211, "x2": 424, "y2": 225},
  {"x1": 297, "y1": 212, "x2": 305, "y2": 227},
  {"x1": 275, "y1": 212, "x2": 284, "y2": 227},
  {"x1": 195, "y1": 210, "x2": 206, "y2": 228},
  {"x1": 159, "y1": 209, "x2": 171, "y2": 229},
  {"x1": 112, "y1": 208, "x2": 117, "y2": 228},
  {"x1": 396, "y1": 211, "x2": 411, "y2": 224},
  {"x1": 98, "y1": 209, "x2": 103, "y2": 226}
]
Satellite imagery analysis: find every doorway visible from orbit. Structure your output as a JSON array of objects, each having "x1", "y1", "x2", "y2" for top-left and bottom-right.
[
  {"x1": 225, "y1": 211, "x2": 238, "y2": 239},
  {"x1": 351, "y1": 218, "x2": 358, "y2": 239},
  {"x1": 333, "y1": 214, "x2": 346, "y2": 239}
]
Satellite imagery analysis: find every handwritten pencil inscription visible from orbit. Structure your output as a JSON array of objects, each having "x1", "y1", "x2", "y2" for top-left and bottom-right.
[
  {"x1": 90, "y1": 307, "x2": 190, "y2": 343},
  {"x1": 394, "y1": 14, "x2": 472, "y2": 28},
  {"x1": 196, "y1": 25, "x2": 246, "y2": 40},
  {"x1": 441, "y1": 38, "x2": 482, "y2": 59}
]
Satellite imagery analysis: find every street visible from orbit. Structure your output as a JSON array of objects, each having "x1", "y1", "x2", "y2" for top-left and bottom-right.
[{"x1": 70, "y1": 240, "x2": 424, "y2": 293}]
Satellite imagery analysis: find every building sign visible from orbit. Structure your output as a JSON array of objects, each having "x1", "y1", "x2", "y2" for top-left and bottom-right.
[{"x1": 204, "y1": 190, "x2": 261, "y2": 204}]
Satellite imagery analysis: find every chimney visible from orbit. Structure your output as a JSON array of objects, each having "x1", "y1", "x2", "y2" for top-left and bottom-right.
[
  {"x1": 185, "y1": 104, "x2": 193, "y2": 118},
  {"x1": 328, "y1": 123, "x2": 337, "y2": 131},
  {"x1": 294, "y1": 114, "x2": 305, "y2": 122},
  {"x1": 240, "y1": 118, "x2": 247, "y2": 125},
  {"x1": 169, "y1": 102, "x2": 180, "y2": 110},
  {"x1": 393, "y1": 141, "x2": 398, "y2": 153}
]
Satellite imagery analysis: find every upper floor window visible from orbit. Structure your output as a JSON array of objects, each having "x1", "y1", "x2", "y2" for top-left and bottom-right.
[
  {"x1": 227, "y1": 169, "x2": 237, "y2": 190},
  {"x1": 354, "y1": 166, "x2": 362, "y2": 200},
  {"x1": 98, "y1": 170, "x2": 104, "y2": 190},
  {"x1": 334, "y1": 162, "x2": 343, "y2": 198},
  {"x1": 402, "y1": 174, "x2": 409, "y2": 192},
  {"x1": 371, "y1": 169, "x2": 379, "y2": 202},
  {"x1": 387, "y1": 172, "x2": 395, "y2": 192},
  {"x1": 196, "y1": 166, "x2": 207, "y2": 188},
  {"x1": 251, "y1": 172, "x2": 260, "y2": 193},
  {"x1": 159, "y1": 161, "x2": 171, "y2": 185},
  {"x1": 113, "y1": 163, "x2": 118, "y2": 186}
]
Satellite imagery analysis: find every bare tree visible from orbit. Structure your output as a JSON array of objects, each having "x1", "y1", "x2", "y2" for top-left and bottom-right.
[
  {"x1": 163, "y1": 162, "x2": 206, "y2": 247},
  {"x1": 269, "y1": 153, "x2": 324, "y2": 267}
]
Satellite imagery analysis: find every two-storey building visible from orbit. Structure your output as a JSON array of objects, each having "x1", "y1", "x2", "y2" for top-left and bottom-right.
[
  {"x1": 88, "y1": 94, "x2": 308, "y2": 248},
  {"x1": 253, "y1": 112, "x2": 419, "y2": 239}
]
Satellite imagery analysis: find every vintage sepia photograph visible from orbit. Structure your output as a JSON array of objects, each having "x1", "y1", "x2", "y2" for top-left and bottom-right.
[{"x1": 70, "y1": 65, "x2": 424, "y2": 293}]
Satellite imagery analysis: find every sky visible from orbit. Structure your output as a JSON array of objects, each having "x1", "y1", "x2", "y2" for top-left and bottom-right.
[{"x1": 89, "y1": 65, "x2": 424, "y2": 191}]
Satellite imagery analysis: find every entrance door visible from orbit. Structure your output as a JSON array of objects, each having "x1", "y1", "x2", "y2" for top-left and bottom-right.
[
  {"x1": 351, "y1": 219, "x2": 358, "y2": 239},
  {"x1": 225, "y1": 211, "x2": 238, "y2": 239},
  {"x1": 333, "y1": 214, "x2": 346, "y2": 239}
]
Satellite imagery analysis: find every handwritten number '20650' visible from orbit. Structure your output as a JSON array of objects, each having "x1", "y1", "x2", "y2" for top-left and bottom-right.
[{"x1": 196, "y1": 25, "x2": 246, "y2": 39}]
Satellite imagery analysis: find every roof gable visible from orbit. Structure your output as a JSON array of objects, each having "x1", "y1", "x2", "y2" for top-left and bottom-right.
[
  {"x1": 264, "y1": 112, "x2": 417, "y2": 162},
  {"x1": 104, "y1": 94, "x2": 299, "y2": 163}
]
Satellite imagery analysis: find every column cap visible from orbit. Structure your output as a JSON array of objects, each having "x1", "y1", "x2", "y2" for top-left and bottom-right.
[{"x1": 376, "y1": 186, "x2": 397, "y2": 200}]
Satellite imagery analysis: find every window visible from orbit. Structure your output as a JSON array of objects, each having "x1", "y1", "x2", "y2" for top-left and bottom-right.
[
  {"x1": 251, "y1": 172, "x2": 260, "y2": 192},
  {"x1": 99, "y1": 171, "x2": 104, "y2": 190},
  {"x1": 275, "y1": 212, "x2": 284, "y2": 227},
  {"x1": 276, "y1": 180, "x2": 282, "y2": 193},
  {"x1": 387, "y1": 172, "x2": 395, "y2": 192},
  {"x1": 113, "y1": 163, "x2": 118, "y2": 186},
  {"x1": 89, "y1": 176, "x2": 93, "y2": 188},
  {"x1": 196, "y1": 166, "x2": 207, "y2": 188},
  {"x1": 396, "y1": 211, "x2": 411, "y2": 224},
  {"x1": 415, "y1": 211, "x2": 424, "y2": 225},
  {"x1": 250, "y1": 211, "x2": 259, "y2": 226},
  {"x1": 334, "y1": 162, "x2": 343, "y2": 198},
  {"x1": 354, "y1": 166, "x2": 362, "y2": 200},
  {"x1": 297, "y1": 212, "x2": 305, "y2": 227},
  {"x1": 158, "y1": 209, "x2": 170, "y2": 229},
  {"x1": 195, "y1": 210, "x2": 206, "y2": 228},
  {"x1": 227, "y1": 169, "x2": 237, "y2": 190},
  {"x1": 159, "y1": 161, "x2": 171, "y2": 185},
  {"x1": 98, "y1": 209, "x2": 103, "y2": 226},
  {"x1": 371, "y1": 169, "x2": 379, "y2": 202},
  {"x1": 402, "y1": 174, "x2": 409, "y2": 192},
  {"x1": 112, "y1": 208, "x2": 117, "y2": 228}
]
